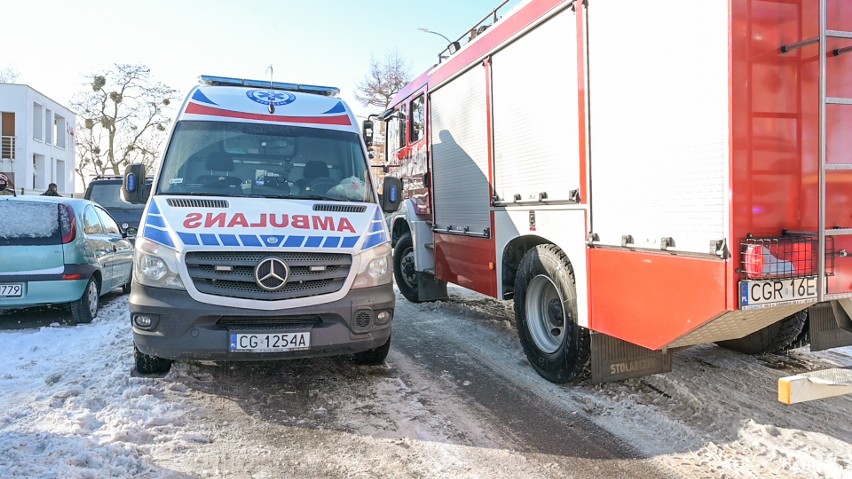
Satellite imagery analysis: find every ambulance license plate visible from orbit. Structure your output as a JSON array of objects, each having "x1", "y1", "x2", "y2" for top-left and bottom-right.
[
  {"x1": 229, "y1": 332, "x2": 310, "y2": 352},
  {"x1": 740, "y1": 277, "x2": 817, "y2": 310},
  {"x1": 0, "y1": 283, "x2": 23, "y2": 297}
]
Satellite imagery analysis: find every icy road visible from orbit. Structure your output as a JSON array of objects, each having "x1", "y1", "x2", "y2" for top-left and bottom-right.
[{"x1": 0, "y1": 287, "x2": 850, "y2": 478}]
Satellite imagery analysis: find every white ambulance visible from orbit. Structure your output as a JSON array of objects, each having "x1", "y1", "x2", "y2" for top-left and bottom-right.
[{"x1": 122, "y1": 75, "x2": 401, "y2": 375}]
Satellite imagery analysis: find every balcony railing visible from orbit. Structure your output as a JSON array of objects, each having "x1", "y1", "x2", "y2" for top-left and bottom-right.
[{"x1": 1, "y1": 136, "x2": 15, "y2": 161}]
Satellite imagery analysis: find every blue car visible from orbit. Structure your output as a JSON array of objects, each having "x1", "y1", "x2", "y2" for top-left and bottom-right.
[{"x1": 0, "y1": 196, "x2": 134, "y2": 324}]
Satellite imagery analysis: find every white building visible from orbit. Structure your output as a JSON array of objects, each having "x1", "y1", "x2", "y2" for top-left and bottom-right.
[{"x1": 0, "y1": 83, "x2": 76, "y2": 196}]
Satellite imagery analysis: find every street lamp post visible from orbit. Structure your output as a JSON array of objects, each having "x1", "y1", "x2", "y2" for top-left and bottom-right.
[{"x1": 417, "y1": 27, "x2": 452, "y2": 44}]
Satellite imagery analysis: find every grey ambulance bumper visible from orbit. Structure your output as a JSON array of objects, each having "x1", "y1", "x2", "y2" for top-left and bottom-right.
[{"x1": 130, "y1": 283, "x2": 394, "y2": 361}]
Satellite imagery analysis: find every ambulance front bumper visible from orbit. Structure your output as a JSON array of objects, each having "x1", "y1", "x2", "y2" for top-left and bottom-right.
[{"x1": 130, "y1": 283, "x2": 394, "y2": 361}]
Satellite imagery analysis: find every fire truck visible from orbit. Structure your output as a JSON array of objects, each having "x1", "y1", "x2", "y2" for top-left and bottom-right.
[{"x1": 370, "y1": 0, "x2": 852, "y2": 402}]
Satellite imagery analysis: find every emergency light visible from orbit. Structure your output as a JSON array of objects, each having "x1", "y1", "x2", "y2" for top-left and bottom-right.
[{"x1": 199, "y1": 75, "x2": 340, "y2": 97}]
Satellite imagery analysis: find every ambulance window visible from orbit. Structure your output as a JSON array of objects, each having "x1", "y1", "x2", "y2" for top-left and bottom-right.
[{"x1": 410, "y1": 95, "x2": 424, "y2": 143}]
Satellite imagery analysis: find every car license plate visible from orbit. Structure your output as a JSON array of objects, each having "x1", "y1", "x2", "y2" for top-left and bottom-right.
[
  {"x1": 740, "y1": 277, "x2": 818, "y2": 310},
  {"x1": 229, "y1": 332, "x2": 310, "y2": 352},
  {"x1": 0, "y1": 283, "x2": 23, "y2": 297}
]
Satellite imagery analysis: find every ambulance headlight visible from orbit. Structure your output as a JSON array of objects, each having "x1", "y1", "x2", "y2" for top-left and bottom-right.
[
  {"x1": 352, "y1": 243, "x2": 392, "y2": 289},
  {"x1": 134, "y1": 237, "x2": 185, "y2": 290}
]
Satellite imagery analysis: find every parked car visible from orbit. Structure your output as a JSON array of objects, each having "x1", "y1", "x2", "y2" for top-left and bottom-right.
[
  {"x1": 0, "y1": 196, "x2": 134, "y2": 323},
  {"x1": 84, "y1": 175, "x2": 152, "y2": 236}
]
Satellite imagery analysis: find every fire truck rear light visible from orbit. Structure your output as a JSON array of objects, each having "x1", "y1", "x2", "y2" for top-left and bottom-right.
[{"x1": 741, "y1": 236, "x2": 831, "y2": 280}]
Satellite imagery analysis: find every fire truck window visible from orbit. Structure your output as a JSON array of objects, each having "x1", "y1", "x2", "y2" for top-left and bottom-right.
[
  {"x1": 398, "y1": 105, "x2": 408, "y2": 147},
  {"x1": 387, "y1": 112, "x2": 404, "y2": 152},
  {"x1": 410, "y1": 95, "x2": 425, "y2": 143}
]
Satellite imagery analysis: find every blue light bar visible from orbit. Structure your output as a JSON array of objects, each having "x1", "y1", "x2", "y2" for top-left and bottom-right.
[{"x1": 198, "y1": 75, "x2": 340, "y2": 97}]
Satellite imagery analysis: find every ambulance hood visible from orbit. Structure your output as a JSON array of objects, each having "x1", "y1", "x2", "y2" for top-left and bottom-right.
[{"x1": 141, "y1": 196, "x2": 387, "y2": 253}]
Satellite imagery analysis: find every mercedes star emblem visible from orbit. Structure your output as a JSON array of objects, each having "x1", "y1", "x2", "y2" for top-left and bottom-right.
[{"x1": 254, "y1": 257, "x2": 290, "y2": 291}]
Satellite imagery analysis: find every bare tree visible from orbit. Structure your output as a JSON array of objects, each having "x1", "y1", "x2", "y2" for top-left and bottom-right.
[
  {"x1": 0, "y1": 66, "x2": 20, "y2": 83},
  {"x1": 71, "y1": 64, "x2": 178, "y2": 188},
  {"x1": 355, "y1": 51, "x2": 411, "y2": 110},
  {"x1": 355, "y1": 51, "x2": 411, "y2": 174}
]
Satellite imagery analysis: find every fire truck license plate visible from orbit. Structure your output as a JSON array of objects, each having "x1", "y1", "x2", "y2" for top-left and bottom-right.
[
  {"x1": 229, "y1": 332, "x2": 310, "y2": 352},
  {"x1": 740, "y1": 277, "x2": 817, "y2": 309}
]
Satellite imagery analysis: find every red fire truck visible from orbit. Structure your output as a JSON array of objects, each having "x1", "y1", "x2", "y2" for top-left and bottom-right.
[{"x1": 370, "y1": 0, "x2": 852, "y2": 402}]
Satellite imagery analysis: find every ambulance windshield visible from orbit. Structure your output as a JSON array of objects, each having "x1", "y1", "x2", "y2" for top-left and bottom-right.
[{"x1": 157, "y1": 121, "x2": 375, "y2": 202}]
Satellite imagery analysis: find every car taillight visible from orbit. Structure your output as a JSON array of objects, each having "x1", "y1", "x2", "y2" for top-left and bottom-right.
[{"x1": 60, "y1": 204, "x2": 77, "y2": 244}]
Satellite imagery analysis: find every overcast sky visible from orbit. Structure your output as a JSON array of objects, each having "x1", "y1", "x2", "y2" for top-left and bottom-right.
[{"x1": 4, "y1": 0, "x2": 522, "y2": 120}]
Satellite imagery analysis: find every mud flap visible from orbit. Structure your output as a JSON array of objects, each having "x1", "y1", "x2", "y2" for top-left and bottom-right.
[
  {"x1": 416, "y1": 272, "x2": 449, "y2": 302},
  {"x1": 809, "y1": 300, "x2": 852, "y2": 352},
  {"x1": 591, "y1": 332, "x2": 672, "y2": 383}
]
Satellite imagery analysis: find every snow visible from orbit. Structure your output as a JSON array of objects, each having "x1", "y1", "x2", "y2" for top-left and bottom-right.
[
  {"x1": 0, "y1": 288, "x2": 850, "y2": 478},
  {"x1": 0, "y1": 201, "x2": 60, "y2": 239}
]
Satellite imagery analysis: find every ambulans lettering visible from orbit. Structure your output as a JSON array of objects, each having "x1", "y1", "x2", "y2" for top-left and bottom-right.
[{"x1": 182, "y1": 212, "x2": 356, "y2": 233}]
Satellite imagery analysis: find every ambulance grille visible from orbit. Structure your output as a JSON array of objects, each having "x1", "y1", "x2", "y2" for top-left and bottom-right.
[
  {"x1": 167, "y1": 198, "x2": 229, "y2": 208},
  {"x1": 185, "y1": 251, "x2": 352, "y2": 300},
  {"x1": 313, "y1": 204, "x2": 367, "y2": 213}
]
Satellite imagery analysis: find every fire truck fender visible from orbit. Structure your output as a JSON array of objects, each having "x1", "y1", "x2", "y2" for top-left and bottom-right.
[{"x1": 494, "y1": 208, "x2": 590, "y2": 328}]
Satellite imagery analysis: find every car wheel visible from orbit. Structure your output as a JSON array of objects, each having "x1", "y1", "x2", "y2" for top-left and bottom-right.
[
  {"x1": 70, "y1": 277, "x2": 100, "y2": 325},
  {"x1": 134, "y1": 345, "x2": 172, "y2": 375},
  {"x1": 514, "y1": 245, "x2": 590, "y2": 383},
  {"x1": 353, "y1": 335, "x2": 391, "y2": 365}
]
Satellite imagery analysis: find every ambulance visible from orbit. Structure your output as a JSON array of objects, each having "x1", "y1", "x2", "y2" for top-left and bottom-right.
[{"x1": 122, "y1": 75, "x2": 400, "y2": 375}]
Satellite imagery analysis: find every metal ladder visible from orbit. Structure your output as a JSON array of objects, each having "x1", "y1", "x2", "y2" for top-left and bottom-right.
[{"x1": 782, "y1": 0, "x2": 852, "y2": 301}]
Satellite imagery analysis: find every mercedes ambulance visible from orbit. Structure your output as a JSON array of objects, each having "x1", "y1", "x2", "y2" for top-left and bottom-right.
[{"x1": 122, "y1": 75, "x2": 400, "y2": 375}]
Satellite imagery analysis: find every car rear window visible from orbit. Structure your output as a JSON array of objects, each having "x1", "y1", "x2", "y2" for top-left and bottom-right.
[
  {"x1": 87, "y1": 182, "x2": 145, "y2": 209},
  {"x1": 0, "y1": 202, "x2": 64, "y2": 245}
]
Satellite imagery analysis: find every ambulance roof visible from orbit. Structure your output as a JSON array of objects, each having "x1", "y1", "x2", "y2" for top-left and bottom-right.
[{"x1": 177, "y1": 75, "x2": 354, "y2": 130}]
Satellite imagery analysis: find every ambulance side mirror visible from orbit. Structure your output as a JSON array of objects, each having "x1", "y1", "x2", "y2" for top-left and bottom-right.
[
  {"x1": 382, "y1": 176, "x2": 403, "y2": 213},
  {"x1": 122, "y1": 163, "x2": 149, "y2": 204},
  {"x1": 362, "y1": 120, "x2": 374, "y2": 147}
]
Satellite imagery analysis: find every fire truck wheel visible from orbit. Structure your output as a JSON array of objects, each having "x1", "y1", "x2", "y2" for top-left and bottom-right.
[
  {"x1": 716, "y1": 310, "x2": 807, "y2": 355},
  {"x1": 514, "y1": 245, "x2": 590, "y2": 383},
  {"x1": 394, "y1": 233, "x2": 421, "y2": 303}
]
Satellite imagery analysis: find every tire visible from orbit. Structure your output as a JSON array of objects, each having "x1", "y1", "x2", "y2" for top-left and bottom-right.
[
  {"x1": 353, "y1": 335, "x2": 392, "y2": 365},
  {"x1": 70, "y1": 277, "x2": 100, "y2": 325},
  {"x1": 514, "y1": 245, "x2": 590, "y2": 383},
  {"x1": 393, "y1": 233, "x2": 421, "y2": 303},
  {"x1": 134, "y1": 345, "x2": 172, "y2": 375},
  {"x1": 716, "y1": 310, "x2": 807, "y2": 355}
]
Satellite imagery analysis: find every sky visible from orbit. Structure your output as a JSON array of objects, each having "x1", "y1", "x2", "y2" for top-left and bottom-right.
[{"x1": 3, "y1": 0, "x2": 523, "y2": 121}]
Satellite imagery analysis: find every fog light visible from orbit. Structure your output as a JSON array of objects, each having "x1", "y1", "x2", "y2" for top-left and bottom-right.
[
  {"x1": 375, "y1": 310, "x2": 392, "y2": 325},
  {"x1": 133, "y1": 314, "x2": 160, "y2": 330}
]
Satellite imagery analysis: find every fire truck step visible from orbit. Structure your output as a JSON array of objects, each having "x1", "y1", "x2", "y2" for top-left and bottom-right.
[{"x1": 778, "y1": 367, "x2": 852, "y2": 404}]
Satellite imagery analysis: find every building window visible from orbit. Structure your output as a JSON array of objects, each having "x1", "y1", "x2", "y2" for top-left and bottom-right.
[
  {"x1": 33, "y1": 153, "x2": 45, "y2": 189},
  {"x1": 44, "y1": 109, "x2": 53, "y2": 145},
  {"x1": 54, "y1": 115, "x2": 66, "y2": 149},
  {"x1": 33, "y1": 104, "x2": 44, "y2": 142},
  {"x1": 56, "y1": 159, "x2": 66, "y2": 192}
]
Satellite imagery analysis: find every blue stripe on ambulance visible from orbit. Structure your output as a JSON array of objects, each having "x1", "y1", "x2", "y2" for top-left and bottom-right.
[
  {"x1": 191, "y1": 89, "x2": 218, "y2": 106},
  {"x1": 142, "y1": 199, "x2": 176, "y2": 248},
  {"x1": 361, "y1": 208, "x2": 389, "y2": 250}
]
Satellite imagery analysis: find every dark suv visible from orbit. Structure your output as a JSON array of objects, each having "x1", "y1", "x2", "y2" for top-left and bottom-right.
[{"x1": 83, "y1": 175, "x2": 152, "y2": 235}]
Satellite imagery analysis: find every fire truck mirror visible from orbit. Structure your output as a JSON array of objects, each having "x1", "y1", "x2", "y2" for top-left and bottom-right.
[
  {"x1": 362, "y1": 120, "x2": 374, "y2": 147},
  {"x1": 382, "y1": 176, "x2": 403, "y2": 213}
]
